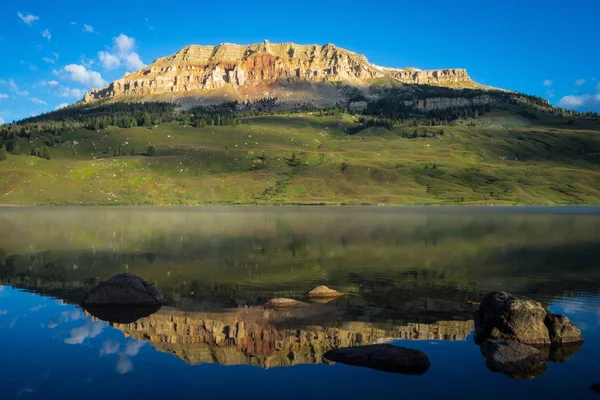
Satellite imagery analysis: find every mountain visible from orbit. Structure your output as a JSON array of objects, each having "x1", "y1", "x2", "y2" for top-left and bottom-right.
[{"x1": 83, "y1": 41, "x2": 480, "y2": 105}]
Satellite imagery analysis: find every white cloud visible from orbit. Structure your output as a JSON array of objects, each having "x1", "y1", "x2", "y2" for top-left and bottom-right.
[
  {"x1": 47, "y1": 80, "x2": 60, "y2": 88},
  {"x1": 53, "y1": 52, "x2": 59, "y2": 60},
  {"x1": 0, "y1": 309, "x2": 7, "y2": 315},
  {"x1": 29, "y1": 64, "x2": 37, "y2": 71},
  {"x1": 98, "y1": 51, "x2": 120, "y2": 70},
  {"x1": 558, "y1": 93, "x2": 600, "y2": 110},
  {"x1": 124, "y1": 52, "x2": 145, "y2": 70},
  {"x1": 62, "y1": 64, "x2": 106, "y2": 87},
  {"x1": 55, "y1": 103, "x2": 69, "y2": 110},
  {"x1": 0, "y1": 118, "x2": 5, "y2": 126},
  {"x1": 98, "y1": 34, "x2": 146, "y2": 71},
  {"x1": 543, "y1": 79, "x2": 552, "y2": 87},
  {"x1": 0, "y1": 93, "x2": 8, "y2": 99},
  {"x1": 17, "y1": 12, "x2": 39, "y2": 26},
  {"x1": 42, "y1": 29, "x2": 51, "y2": 41},
  {"x1": 42, "y1": 57, "x2": 55, "y2": 64},
  {"x1": 575, "y1": 79, "x2": 586, "y2": 87},
  {"x1": 29, "y1": 97, "x2": 47, "y2": 105},
  {"x1": 115, "y1": 34, "x2": 135, "y2": 54},
  {"x1": 0, "y1": 79, "x2": 29, "y2": 96},
  {"x1": 545, "y1": 89, "x2": 555, "y2": 98},
  {"x1": 83, "y1": 24, "x2": 94, "y2": 33}
]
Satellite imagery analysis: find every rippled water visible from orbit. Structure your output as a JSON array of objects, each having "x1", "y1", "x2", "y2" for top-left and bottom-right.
[{"x1": 0, "y1": 207, "x2": 599, "y2": 399}]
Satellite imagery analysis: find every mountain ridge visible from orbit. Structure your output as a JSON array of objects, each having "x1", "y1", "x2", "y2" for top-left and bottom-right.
[{"x1": 83, "y1": 41, "x2": 479, "y2": 104}]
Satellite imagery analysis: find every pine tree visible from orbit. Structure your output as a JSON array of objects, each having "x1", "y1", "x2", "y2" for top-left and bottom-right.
[{"x1": 0, "y1": 145, "x2": 7, "y2": 161}]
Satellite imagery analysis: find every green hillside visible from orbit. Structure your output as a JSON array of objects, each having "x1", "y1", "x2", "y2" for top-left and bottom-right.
[{"x1": 1, "y1": 99, "x2": 600, "y2": 205}]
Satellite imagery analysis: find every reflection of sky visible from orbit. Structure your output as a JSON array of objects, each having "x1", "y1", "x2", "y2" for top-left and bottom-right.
[{"x1": 0, "y1": 286, "x2": 599, "y2": 399}]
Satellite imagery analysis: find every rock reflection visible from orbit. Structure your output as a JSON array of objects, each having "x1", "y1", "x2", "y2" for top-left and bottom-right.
[
  {"x1": 111, "y1": 304, "x2": 473, "y2": 368},
  {"x1": 83, "y1": 304, "x2": 162, "y2": 324}
]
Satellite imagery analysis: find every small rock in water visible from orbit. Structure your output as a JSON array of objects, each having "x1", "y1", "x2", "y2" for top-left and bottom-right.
[
  {"x1": 323, "y1": 344, "x2": 430, "y2": 375},
  {"x1": 82, "y1": 273, "x2": 165, "y2": 307},
  {"x1": 263, "y1": 298, "x2": 308, "y2": 308},
  {"x1": 590, "y1": 383, "x2": 600, "y2": 393},
  {"x1": 480, "y1": 340, "x2": 547, "y2": 380},
  {"x1": 306, "y1": 285, "x2": 343, "y2": 299}
]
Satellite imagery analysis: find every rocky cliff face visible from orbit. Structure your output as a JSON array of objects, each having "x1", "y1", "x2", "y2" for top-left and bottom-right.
[
  {"x1": 84, "y1": 41, "x2": 477, "y2": 103},
  {"x1": 114, "y1": 306, "x2": 473, "y2": 367}
]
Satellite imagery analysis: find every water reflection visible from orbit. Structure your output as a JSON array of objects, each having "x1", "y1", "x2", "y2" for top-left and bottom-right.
[{"x1": 0, "y1": 207, "x2": 599, "y2": 398}]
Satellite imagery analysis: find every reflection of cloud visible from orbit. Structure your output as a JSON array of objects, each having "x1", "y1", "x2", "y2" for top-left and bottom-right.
[
  {"x1": 116, "y1": 355, "x2": 133, "y2": 374},
  {"x1": 16, "y1": 387, "x2": 35, "y2": 397},
  {"x1": 64, "y1": 322, "x2": 105, "y2": 345},
  {"x1": 30, "y1": 304, "x2": 46, "y2": 312},
  {"x1": 101, "y1": 340, "x2": 120, "y2": 356},
  {"x1": 47, "y1": 309, "x2": 83, "y2": 329},
  {"x1": 0, "y1": 310, "x2": 7, "y2": 315},
  {"x1": 9, "y1": 316, "x2": 20, "y2": 329},
  {"x1": 124, "y1": 340, "x2": 145, "y2": 356}
]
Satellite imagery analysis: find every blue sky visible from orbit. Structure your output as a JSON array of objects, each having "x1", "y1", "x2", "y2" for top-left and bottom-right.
[{"x1": 0, "y1": 0, "x2": 599, "y2": 123}]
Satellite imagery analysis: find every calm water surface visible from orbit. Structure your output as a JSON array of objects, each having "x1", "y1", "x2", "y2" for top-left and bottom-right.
[{"x1": 0, "y1": 207, "x2": 599, "y2": 399}]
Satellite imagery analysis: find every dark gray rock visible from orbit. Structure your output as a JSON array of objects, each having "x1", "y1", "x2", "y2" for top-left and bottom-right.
[
  {"x1": 545, "y1": 312, "x2": 584, "y2": 345},
  {"x1": 481, "y1": 340, "x2": 547, "y2": 380},
  {"x1": 590, "y1": 383, "x2": 600, "y2": 393},
  {"x1": 82, "y1": 273, "x2": 165, "y2": 307},
  {"x1": 323, "y1": 343, "x2": 430, "y2": 374}
]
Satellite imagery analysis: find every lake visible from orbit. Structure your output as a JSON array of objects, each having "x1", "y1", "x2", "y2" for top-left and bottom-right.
[{"x1": 0, "y1": 206, "x2": 599, "y2": 399}]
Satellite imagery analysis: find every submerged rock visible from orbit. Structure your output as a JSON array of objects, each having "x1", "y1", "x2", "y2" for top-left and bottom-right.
[
  {"x1": 306, "y1": 286, "x2": 343, "y2": 299},
  {"x1": 481, "y1": 340, "x2": 547, "y2": 380},
  {"x1": 590, "y1": 383, "x2": 600, "y2": 393},
  {"x1": 323, "y1": 343, "x2": 430, "y2": 374},
  {"x1": 263, "y1": 298, "x2": 308, "y2": 308},
  {"x1": 475, "y1": 292, "x2": 583, "y2": 346},
  {"x1": 82, "y1": 273, "x2": 165, "y2": 307}
]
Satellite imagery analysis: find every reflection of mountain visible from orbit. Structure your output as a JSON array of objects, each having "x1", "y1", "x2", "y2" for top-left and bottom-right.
[{"x1": 113, "y1": 307, "x2": 473, "y2": 367}]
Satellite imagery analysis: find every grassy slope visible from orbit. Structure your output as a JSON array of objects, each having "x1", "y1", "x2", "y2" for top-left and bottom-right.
[{"x1": 1, "y1": 108, "x2": 600, "y2": 205}]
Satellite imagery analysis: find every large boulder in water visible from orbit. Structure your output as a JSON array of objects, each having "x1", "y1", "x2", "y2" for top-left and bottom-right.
[
  {"x1": 480, "y1": 340, "x2": 547, "y2": 380},
  {"x1": 323, "y1": 344, "x2": 430, "y2": 375},
  {"x1": 82, "y1": 273, "x2": 165, "y2": 307},
  {"x1": 475, "y1": 292, "x2": 583, "y2": 346},
  {"x1": 475, "y1": 292, "x2": 551, "y2": 345}
]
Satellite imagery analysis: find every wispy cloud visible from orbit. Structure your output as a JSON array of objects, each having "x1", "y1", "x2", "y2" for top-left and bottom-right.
[
  {"x1": 45, "y1": 79, "x2": 85, "y2": 98},
  {"x1": 54, "y1": 103, "x2": 69, "y2": 110},
  {"x1": 545, "y1": 89, "x2": 555, "y2": 98},
  {"x1": 29, "y1": 97, "x2": 47, "y2": 106},
  {"x1": 0, "y1": 79, "x2": 29, "y2": 96},
  {"x1": 42, "y1": 29, "x2": 51, "y2": 41},
  {"x1": 543, "y1": 79, "x2": 553, "y2": 87},
  {"x1": 83, "y1": 24, "x2": 94, "y2": 33},
  {"x1": 98, "y1": 33, "x2": 146, "y2": 71},
  {"x1": 0, "y1": 93, "x2": 8, "y2": 99},
  {"x1": 42, "y1": 57, "x2": 55, "y2": 64},
  {"x1": 575, "y1": 79, "x2": 586, "y2": 87},
  {"x1": 17, "y1": 12, "x2": 39, "y2": 26}
]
